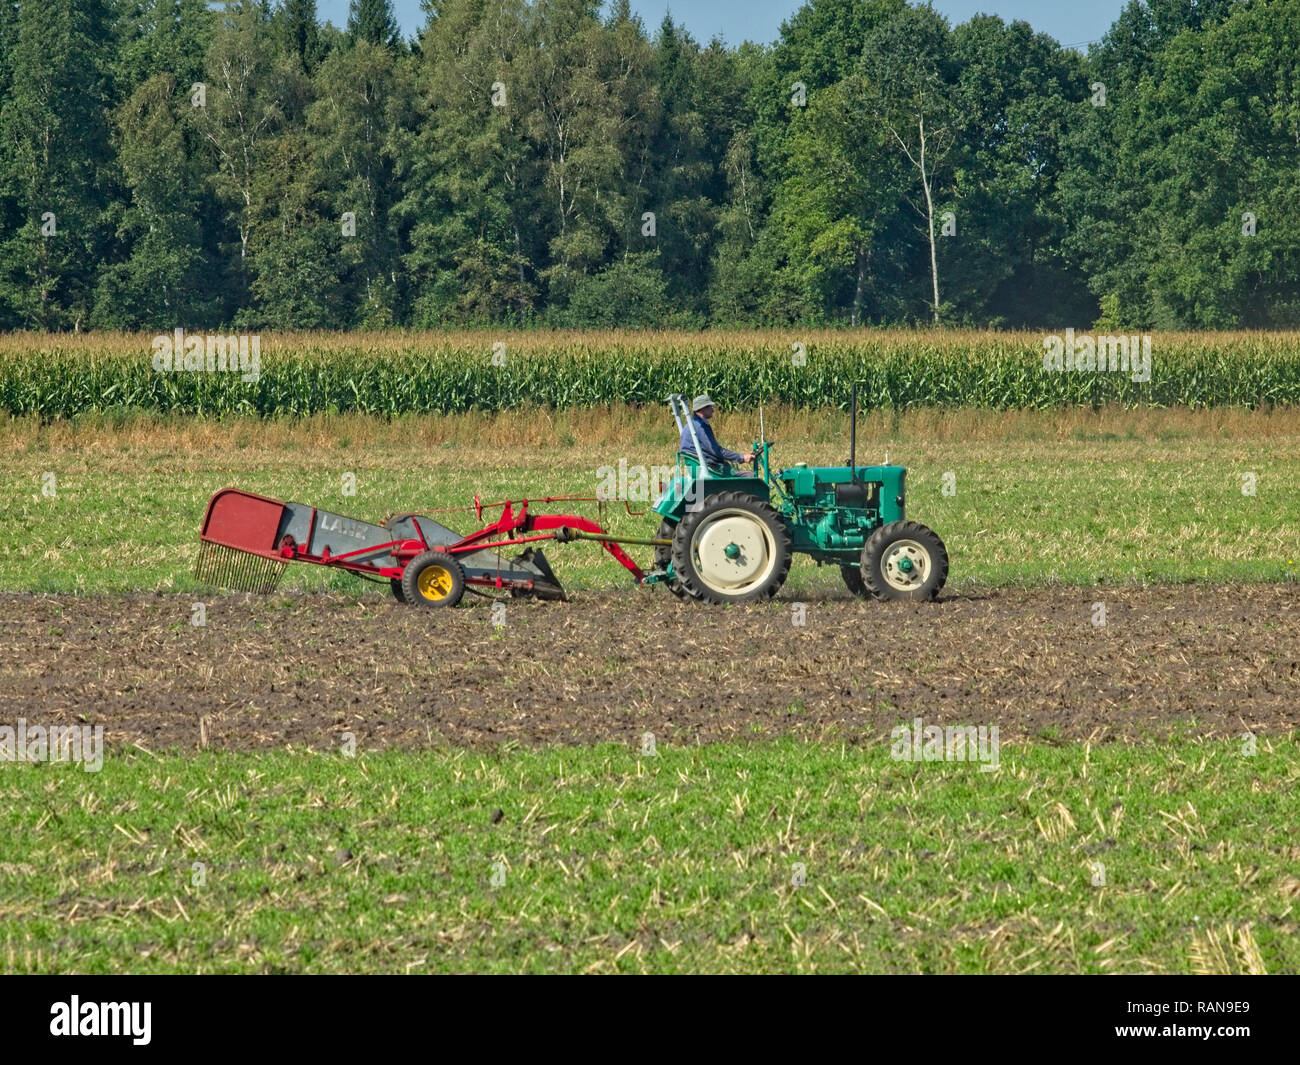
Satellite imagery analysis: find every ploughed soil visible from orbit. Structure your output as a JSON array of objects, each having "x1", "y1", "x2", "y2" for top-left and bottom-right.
[{"x1": 1, "y1": 584, "x2": 1296, "y2": 753}]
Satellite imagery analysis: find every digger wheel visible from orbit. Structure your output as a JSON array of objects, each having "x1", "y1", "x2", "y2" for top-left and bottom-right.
[
  {"x1": 655, "y1": 519, "x2": 701, "y2": 600},
  {"x1": 860, "y1": 521, "x2": 948, "y2": 602},
  {"x1": 671, "y1": 491, "x2": 792, "y2": 604},
  {"x1": 390, "y1": 578, "x2": 408, "y2": 604},
  {"x1": 403, "y1": 550, "x2": 465, "y2": 608}
]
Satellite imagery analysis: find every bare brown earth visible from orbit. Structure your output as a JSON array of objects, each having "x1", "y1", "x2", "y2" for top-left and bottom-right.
[{"x1": 0, "y1": 584, "x2": 1296, "y2": 753}]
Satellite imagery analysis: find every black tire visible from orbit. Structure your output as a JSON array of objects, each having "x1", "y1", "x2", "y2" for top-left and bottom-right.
[
  {"x1": 860, "y1": 521, "x2": 948, "y2": 602},
  {"x1": 671, "y1": 491, "x2": 792, "y2": 604},
  {"x1": 655, "y1": 519, "x2": 701, "y2": 600},
  {"x1": 402, "y1": 550, "x2": 466, "y2": 608},
  {"x1": 841, "y1": 565, "x2": 867, "y2": 599},
  {"x1": 384, "y1": 514, "x2": 413, "y2": 604}
]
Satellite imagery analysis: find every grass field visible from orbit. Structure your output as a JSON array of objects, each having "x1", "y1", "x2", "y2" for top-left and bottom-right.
[
  {"x1": 3, "y1": 737, "x2": 1297, "y2": 974},
  {"x1": 2, "y1": 405, "x2": 1297, "y2": 593},
  {"x1": 3, "y1": 395, "x2": 1298, "y2": 975}
]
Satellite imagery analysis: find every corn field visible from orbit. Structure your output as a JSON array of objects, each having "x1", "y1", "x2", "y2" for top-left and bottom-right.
[{"x1": 3, "y1": 330, "x2": 1299, "y2": 417}]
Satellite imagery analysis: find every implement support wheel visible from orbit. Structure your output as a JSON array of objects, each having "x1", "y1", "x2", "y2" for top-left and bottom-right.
[{"x1": 402, "y1": 550, "x2": 466, "y2": 608}]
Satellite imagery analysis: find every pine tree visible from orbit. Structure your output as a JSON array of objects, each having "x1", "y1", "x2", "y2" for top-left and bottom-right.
[
  {"x1": 347, "y1": 0, "x2": 400, "y2": 49},
  {"x1": 189, "y1": 0, "x2": 303, "y2": 307},
  {"x1": 277, "y1": 0, "x2": 323, "y2": 71},
  {"x1": 94, "y1": 72, "x2": 212, "y2": 328},
  {"x1": 308, "y1": 39, "x2": 413, "y2": 324},
  {"x1": 0, "y1": 0, "x2": 116, "y2": 329},
  {"x1": 398, "y1": 0, "x2": 537, "y2": 323},
  {"x1": 115, "y1": 0, "x2": 216, "y2": 92}
]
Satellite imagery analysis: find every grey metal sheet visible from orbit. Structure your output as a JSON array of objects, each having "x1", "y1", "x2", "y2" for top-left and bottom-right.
[
  {"x1": 306, "y1": 507, "x2": 397, "y2": 565},
  {"x1": 275, "y1": 502, "x2": 315, "y2": 549}
]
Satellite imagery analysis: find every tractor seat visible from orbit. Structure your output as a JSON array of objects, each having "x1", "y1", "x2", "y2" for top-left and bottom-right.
[{"x1": 677, "y1": 450, "x2": 735, "y2": 475}]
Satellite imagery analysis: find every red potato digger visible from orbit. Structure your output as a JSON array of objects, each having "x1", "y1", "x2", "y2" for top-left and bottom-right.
[{"x1": 194, "y1": 487, "x2": 652, "y2": 606}]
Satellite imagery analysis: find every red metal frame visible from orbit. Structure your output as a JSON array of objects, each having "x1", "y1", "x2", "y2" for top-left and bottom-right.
[
  {"x1": 441, "y1": 500, "x2": 643, "y2": 578},
  {"x1": 200, "y1": 488, "x2": 646, "y2": 593}
]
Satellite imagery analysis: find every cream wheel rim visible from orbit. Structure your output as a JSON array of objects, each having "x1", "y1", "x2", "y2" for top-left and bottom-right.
[
  {"x1": 882, "y1": 539, "x2": 930, "y2": 591},
  {"x1": 692, "y1": 509, "x2": 777, "y2": 594}
]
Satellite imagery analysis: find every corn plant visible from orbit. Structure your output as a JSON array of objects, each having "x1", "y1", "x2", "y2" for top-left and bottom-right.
[{"x1": 2, "y1": 330, "x2": 1298, "y2": 417}]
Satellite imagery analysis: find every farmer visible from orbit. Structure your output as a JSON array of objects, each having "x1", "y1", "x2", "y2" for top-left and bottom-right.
[{"x1": 680, "y1": 394, "x2": 756, "y2": 471}]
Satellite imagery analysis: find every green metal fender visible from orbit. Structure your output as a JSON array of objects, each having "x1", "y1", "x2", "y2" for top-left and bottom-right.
[{"x1": 653, "y1": 452, "x2": 770, "y2": 523}]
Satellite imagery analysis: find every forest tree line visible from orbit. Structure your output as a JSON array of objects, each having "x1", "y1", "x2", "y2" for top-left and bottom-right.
[{"x1": 0, "y1": 0, "x2": 1296, "y2": 332}]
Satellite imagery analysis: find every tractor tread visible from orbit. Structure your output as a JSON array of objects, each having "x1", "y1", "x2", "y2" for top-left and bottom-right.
[
  {"x1": 655, "y1": 519, "x2": 702, "y2": 600},
  {"x1": 840, "y1": 564, "x2": 867, "y2": 599}
]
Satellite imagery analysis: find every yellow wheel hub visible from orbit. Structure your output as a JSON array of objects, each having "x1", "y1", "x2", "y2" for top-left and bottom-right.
[{"x1": 417, "y1": 565, "x2": 453, "y2": 600}]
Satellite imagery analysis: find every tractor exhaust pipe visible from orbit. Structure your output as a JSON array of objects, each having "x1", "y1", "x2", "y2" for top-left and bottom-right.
[
  {"x1": 835, "y1": 382, "x2": 873, "y2": 508},
  {"x1": 849, "y1": 381, "x2": 858, "y2": 479}
]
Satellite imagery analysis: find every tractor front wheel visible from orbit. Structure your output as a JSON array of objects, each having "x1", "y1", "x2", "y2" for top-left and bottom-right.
[
  {"x1": 402, "y1": 550, "x2": 466, "y2": 608},
  {"x1": 859, "y1": 521, "x2": 948, "y2": 602},
  {"x1": 671, "y1": 491, "x2": 792, "y2": 604}
]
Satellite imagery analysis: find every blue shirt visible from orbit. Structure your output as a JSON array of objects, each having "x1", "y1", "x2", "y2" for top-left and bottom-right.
[{"x1": 680, "y1": 413, "x2": 747, "y2": 467}]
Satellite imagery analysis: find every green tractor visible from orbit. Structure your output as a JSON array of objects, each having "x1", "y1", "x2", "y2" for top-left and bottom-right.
[{"x1": 648, "y1": 390, "x2": 948, "y2": 604}]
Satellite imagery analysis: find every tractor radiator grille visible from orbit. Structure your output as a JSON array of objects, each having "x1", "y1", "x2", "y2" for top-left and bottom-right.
[{"x1": 195, "y1": 540, "x2": 286, "y2": 594}]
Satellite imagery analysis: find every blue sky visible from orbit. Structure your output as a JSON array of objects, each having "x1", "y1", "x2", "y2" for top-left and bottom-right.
[{"x1": 318, "y1": 1, "x2": 1130, "y2": 50}]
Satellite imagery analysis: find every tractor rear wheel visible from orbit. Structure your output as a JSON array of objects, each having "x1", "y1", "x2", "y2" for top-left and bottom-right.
[
  {"x1": 671, "y1": 491, "x2": 792, "y2": 604},
  {"x1": 840, "y1": 565, "x2": 867, "y2": 598},
  {"x1": 655, "y1": 519, "x2": 701, "y2": 600},
  {"x1": 402, "y1": 550, "x2": 466, "y2": 608},
  {"x1": 859, "y1": 521, "x2": 948, "y2": 602}
]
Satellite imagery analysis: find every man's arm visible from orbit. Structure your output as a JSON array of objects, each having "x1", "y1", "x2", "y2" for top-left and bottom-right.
[{"x1": 700, "y1": 421, "x2": 750, "y2": 465}]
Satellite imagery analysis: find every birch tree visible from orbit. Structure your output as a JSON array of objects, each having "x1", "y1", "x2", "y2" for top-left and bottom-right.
[{"x1": 860, "y1": 4, "x2": 956, "y2": 323}]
